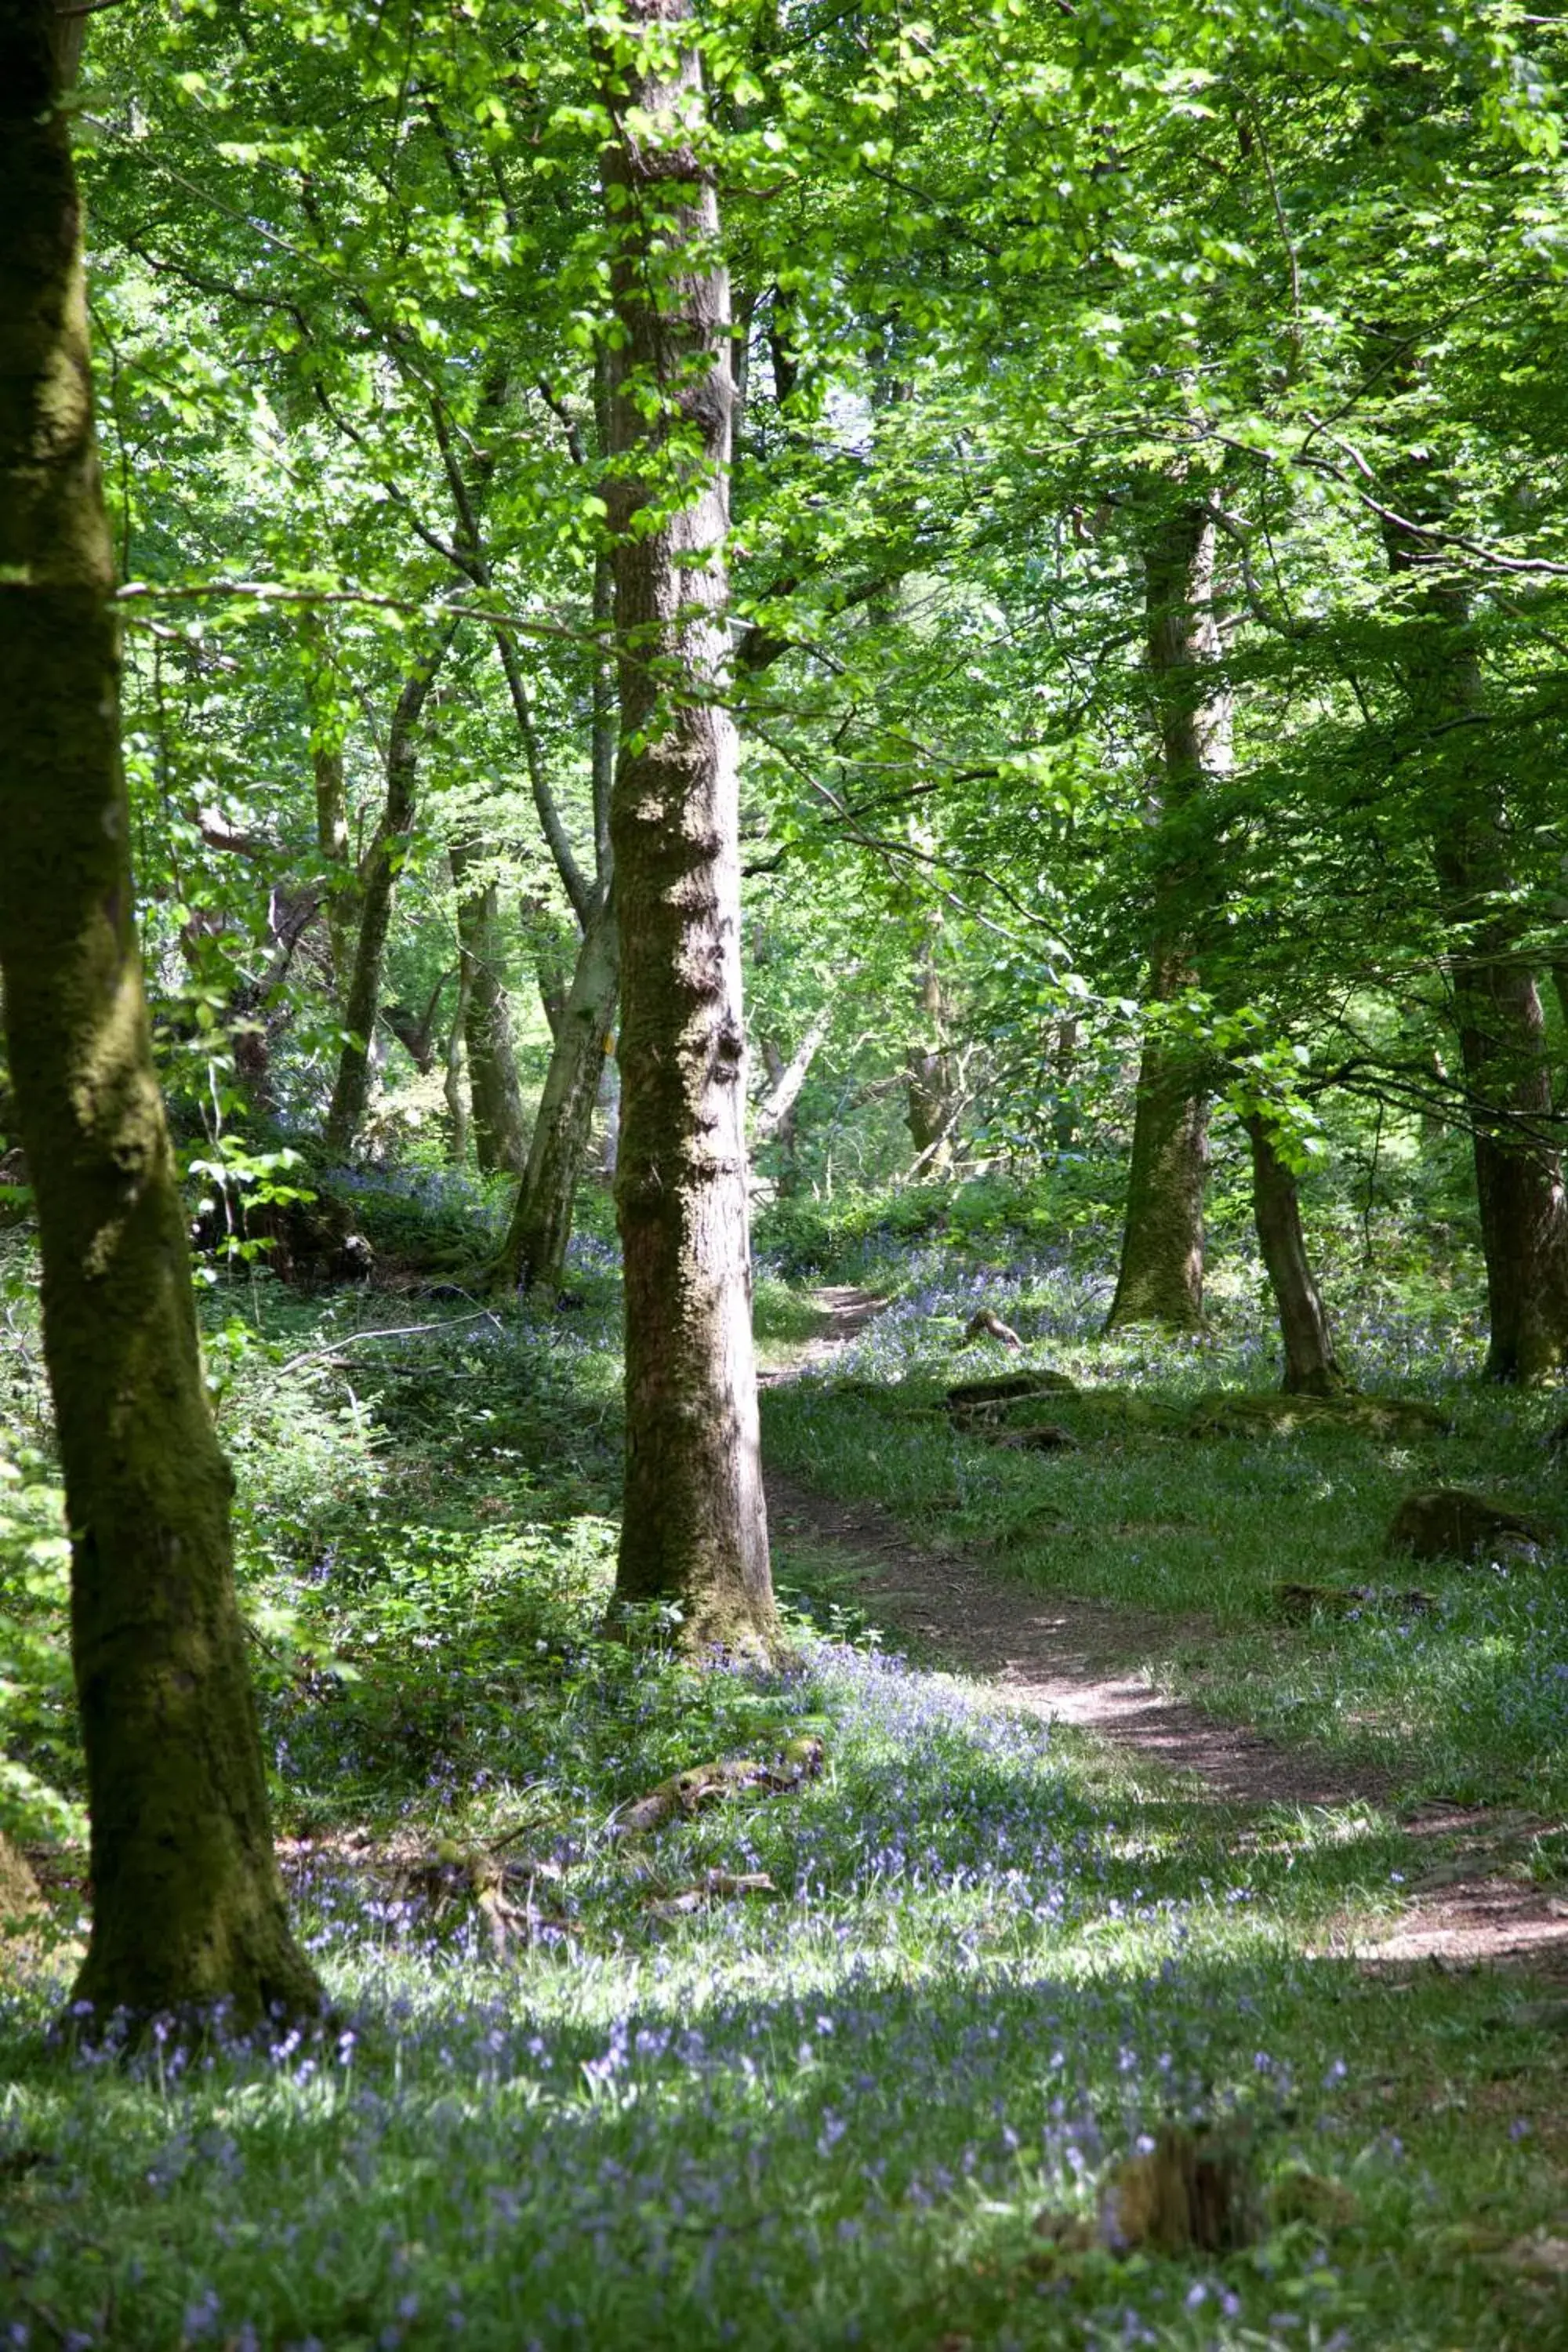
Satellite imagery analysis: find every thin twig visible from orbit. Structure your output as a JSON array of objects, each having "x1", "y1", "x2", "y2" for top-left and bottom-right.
[{"x1": 279, "y1": 1308, "x2": 503, "y2": 1377}]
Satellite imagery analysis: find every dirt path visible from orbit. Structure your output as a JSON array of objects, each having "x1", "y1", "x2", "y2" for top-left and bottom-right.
[{"x1": 764, "y1": 1289, "x2": 1568, "y2": 1972}]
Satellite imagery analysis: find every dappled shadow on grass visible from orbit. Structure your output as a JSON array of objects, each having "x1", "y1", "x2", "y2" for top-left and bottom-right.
[
  {"x1": 3, "y1": 1929, "x2": 1561, "y2": 2350},
  {"x1": 4, "y1": 1646, "x2": 1565, "y2": 2351}
]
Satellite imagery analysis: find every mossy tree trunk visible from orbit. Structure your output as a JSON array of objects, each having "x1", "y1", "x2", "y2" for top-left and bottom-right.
[
  {"x1": 1105, "y1": 499, "x2": 1229, "y2": 1334},
  {"x1": 1246, "y1": 1115, "x2": 1347, "y2": 1397},
  {"x1": 0, "y1": 0, "x2": 320, "y2": 2028},
  {"x1": 324, "y1": 624, "x2": 455, "y2": 1159},
  {"x1": 449, "y1": 845, "x2": 527, "y2": 1178},
  {"x1": 494, "y1": 887, "x2": 618, "y2": 1295},
  {"x1": 600, "y1": 0, "x2": 776, "y2": 1652}
]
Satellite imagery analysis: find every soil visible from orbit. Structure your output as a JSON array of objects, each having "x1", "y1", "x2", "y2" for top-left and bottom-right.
[{"x1": 764, "y1": 1287, "x2": 1568, "y2": 1974}]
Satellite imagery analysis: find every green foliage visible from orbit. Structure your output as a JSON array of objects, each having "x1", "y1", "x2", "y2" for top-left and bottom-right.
[
  {"x1": 0, "y1": 1450, "x2": 82, "y2": 1844},
  {"x1": 185, "y1": 1139, "x2": 316, "y2": 1272}
]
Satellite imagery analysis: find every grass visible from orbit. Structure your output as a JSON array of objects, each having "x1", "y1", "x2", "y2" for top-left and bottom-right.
[
  {"x1": 1, "y1": 1206, "x2": 1566, "y2": 2350},
  {"x1": 759, "y1": 1227, "x2": 1568, "y2": 1813}
]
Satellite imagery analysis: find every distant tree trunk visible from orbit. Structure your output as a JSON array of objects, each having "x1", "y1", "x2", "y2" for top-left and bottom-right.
[
  {"x1": 314, "y1": 739, "x2": 352, "y2": 1006},
  {"x1": 493, "y1": 356, "x2": 621, "y2": 1267},
  {"x1": 300, "y1": 617, "x2": 353, "y2": 1010},
  {"x1": 383, "y1": 972, "x2": 447, "y2": 1075},
  {"x1": 494, "y1": 887, "x2": 618, "y2": 1294},
  {"x1": 324, "y1": 625, "x2": 454, "y2": 1158},
  {"x1": 1049, "y1": 1018, "x2": 1080, "y2": 1151},
  {"x1": 1105, "y1": 499, "x2": 1229, "y2": 1333},
  {"x1": 759, "y1": 1042, "x2": 795, "y2": 1182},
  {"x1": 443, "y1": 972, "x2": 470, "y2": 1167},
  {"x1": 0, "y1": 0, "x2": 319, "y2": 2028},
  {"x1": 598, "y1": 1048, "x2": 622, "y2": 1178},
  {"x1": 449, "y1": 846, "x2": 527, "y2": 1177},
  {"x1": 1247, "y1": 1116, "x2": 1347, "y2": 1396},
  {"x1": 755, "y1": 1009, "x2": 830, "y2": 1157},
  {"x1": 521, "y1": 892, "x2": 574, "y2": 1039},
  {"x1": 1383, "y1": 540, "x2": 1568, "y2": 1377},
  {"x1": 601, "y1": 0, "x2": 776, "y2": 1652},
  {"x1": 906, "y1": 910, "x2": 956, "y2": 1171}
]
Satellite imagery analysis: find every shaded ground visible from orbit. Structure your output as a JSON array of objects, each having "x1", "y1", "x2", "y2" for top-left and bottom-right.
[{"x1": 765, "y1": 1287, "x2": 1568, "y2": 1973}]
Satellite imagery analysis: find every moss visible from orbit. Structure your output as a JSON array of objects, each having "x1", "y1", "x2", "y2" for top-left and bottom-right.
[{"x1": 0, "y1": 12, "x2": 318, "y2": 2030}]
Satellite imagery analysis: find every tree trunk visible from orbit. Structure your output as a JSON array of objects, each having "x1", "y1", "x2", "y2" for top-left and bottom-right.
[
  {"x1": 383, "y1": 972, "x2": 447, "y2": 1076},
  {"x1": 449, "y1": 848, "x2": 527, "y2": 1177},
  {"x1": 1107, "y1": 1016, "x2": 1210, "y2": 1330},
  {"x1": 0, "y1": 0, "x2": 319, "y2": 2029},
  {"x1": 1105, "y1": 499, "x2": 1229, "y2": 1333},
  {"x1": 443, "y1": 971, "x2": 471, "y2": 1167},
  {"x1": 521, "y1": 892, "x2": 574, "y2": 1039},
  {"x1": 324, "y1": 626, "x2": 454, "y2": 1159},
  {"x1": 905, "y1": 909, "x2": 956, "y2": 1171},
  {"x1": 754, "y1": 1010, "x2": 829, "y2": 1152},
  {"x1": 300, "y1": 617, "x2": 353, "y2": 1009},
  {"x1": 314, "y1": 739, "x2": 353, "y2": 1007},
  {"x1": 598, "y1": 1048, "x2": 622, "y2": 1178},
  {"x1": 1247, "y1": 1116, "x2": 1346, "y2": 1396},
  {"x1": 1049, "y1": 1018, "x2": 1080, "y2": 1151},
  {"x1": 601, "y1": 0, "x2": 776, "y2": 1652},
  {"x1": 1384, "y1": 545, "x2": 1568, "y2": 1377},
  {"x1": 494, "y1": 888, "x2": 618, "y2": 1294}
]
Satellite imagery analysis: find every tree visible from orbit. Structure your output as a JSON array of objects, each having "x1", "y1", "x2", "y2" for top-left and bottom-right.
[
  {"x1": 495, "y1": 884, "x2": 619, "y2": 1294},
  {"x1": 1105, "y1": 498, "x2": 1229, "y2": 1333},
  {"x1": 600, "y1": 0, "x2": 776, "y2": 1653},
  {"x1": 1379, "y1": 492, "x2": 1568, "y2": 1382},
  {"x1": 450, "y1": 840, "x2": 528, "y2": 1178},
  {"x1": 0, "y1": 0, "x2": 319, "y2": 2027},
  {"x1": 1245, "y1": 1114, "x2": 1346, "y2": 1397}
]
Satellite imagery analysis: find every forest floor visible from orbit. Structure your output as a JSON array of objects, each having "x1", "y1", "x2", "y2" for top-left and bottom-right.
[
  {"x1": 5, "y1": 1206, "x2": 1568, "y2": 2350},
  {"x1": 766, "y1": 1287, "x2": 1568, "y2": 1975}
]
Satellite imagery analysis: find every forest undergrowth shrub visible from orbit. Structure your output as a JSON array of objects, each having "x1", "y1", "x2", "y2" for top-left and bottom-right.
[
  {"x1": 324, "y1": 1163, "x2": 507, "y2": 1272},
  {"x1": 0, "y1": 1448, "x2": 80, "y2": 1842}
]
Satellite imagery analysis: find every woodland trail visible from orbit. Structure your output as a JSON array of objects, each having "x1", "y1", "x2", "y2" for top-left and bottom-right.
[{"x1": 763, "y1": 1287, "x2": 1568, "y2": 1974}]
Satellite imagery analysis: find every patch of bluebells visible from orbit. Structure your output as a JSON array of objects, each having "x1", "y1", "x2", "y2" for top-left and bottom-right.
[
  {"x1": 0, "y1": 1632, "x2": 1327, "y2": 2352},
  {"x1": 767, "y1": 1216, "x2": 1496, "y2": 1405}
]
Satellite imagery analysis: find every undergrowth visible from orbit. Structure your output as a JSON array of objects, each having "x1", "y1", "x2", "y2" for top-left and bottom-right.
[{"x1": 1, "y1": 1191, "x2": 1565, "y2": 2350}]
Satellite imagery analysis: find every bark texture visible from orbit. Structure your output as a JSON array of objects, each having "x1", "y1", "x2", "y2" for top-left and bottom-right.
[
  {"x1": 0, "y1": 0, "x2": 319, "y2": 2027},
  {"x1": 495, "y1": 888, "x2": 619, "y2": 1294},
  {"x1": 1105, "y1": 500, "x2": 1229, "y2": 1333},
  {"x1": 324, "y1": 626, "x2": 453, "y2": 1157},
  {"x1": 449, "y1": 848, "x2": 527, "y2": 1177},
  {"x1": 601, "y1": 0, "x2": 775, "y2": 1650},
  {"x1": 1247, "y1": 1116, "x2": 1346, "y2": 1396}
]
